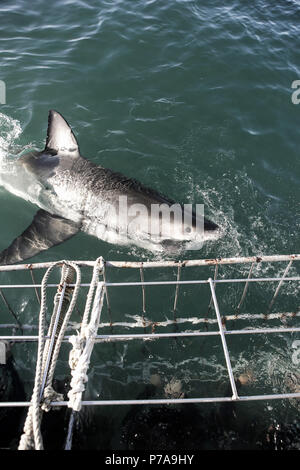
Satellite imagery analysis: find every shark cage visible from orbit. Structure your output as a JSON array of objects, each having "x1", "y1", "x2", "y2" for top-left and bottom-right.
[{"x1": 0, "y1": 254, "x2": 299, "y2": 450}]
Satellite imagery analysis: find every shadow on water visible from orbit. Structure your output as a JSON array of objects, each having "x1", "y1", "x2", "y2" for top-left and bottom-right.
[
  {"x1": 117, "y1": 377, "x2": 300, "y2": 451},
  {"x1": 1, "y1": 338, "x2": 300, "y2": 450},
  {"x1": 0, "y1": 344, "x2": 26, "y2": 450}
]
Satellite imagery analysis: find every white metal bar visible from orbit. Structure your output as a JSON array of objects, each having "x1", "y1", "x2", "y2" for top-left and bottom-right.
[
  {"x1": 139, "y1": 265, "x2": 146, "y2": 314},
  {"x1": 65, "y1": 412, "x2": 76, "y2": 451},
  {"x1": 0, "y1": 275, "x2": 299, "y2": 290},
  {"x1": 103, "y1": 277, "x2": 300, "y2": 286},
  {"x1": 0, "y1": 261, "x2": 96, "y2": 272},
  {"x1": 236, "y1": 262, "x2": 255, "y2": 315},
  {"x1": 95, "y1": 326, "x2": 300, "y2": 338},
  {"x1": 2, "y1": 325, "x2": 300, "y2": 342},
  {"x1": 1, "y1": 391, "x2": 300, "y2": 407},
  {"x1": 267, "y1": 260, "x2": 293, "y2": 314},
  {"x1": 208, "y1": 278, "x2": 238, "y2": 400},
  {"x1": 207, "y1": 264, "x2": 219, "y2": 315},
  {"x1": 102, "y1": 262, "x2": 111, "y2": 318},
  {"x1": 173, "y1": 263, "x2": 182, "y2": 312},
  {"x1": 0, "y1": 284, "x2": 91, "y2": 289},
  {"x1": 29, "y1": 267, "x2": 41, "y2": 305},
  {"x1": 103, "y1": 254, "x2": 300, "y2": 268},
  {"x1": 0, "y1": 254, "x2": 299, "y2": 272}
]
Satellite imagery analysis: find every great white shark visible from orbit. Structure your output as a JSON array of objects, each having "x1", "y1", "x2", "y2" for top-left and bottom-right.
[{"x1": 0, "y1": 110, "x2": 220, "y2": 264}]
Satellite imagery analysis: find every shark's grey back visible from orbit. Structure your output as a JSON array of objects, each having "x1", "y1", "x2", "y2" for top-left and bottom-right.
[{"x1": 0, "y1": 110, "x2": 219, "y2": 265}]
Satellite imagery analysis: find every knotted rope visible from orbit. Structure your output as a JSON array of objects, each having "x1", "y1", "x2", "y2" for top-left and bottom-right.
[
  {"x1": 18, "y1": 261, "x2": 81, "y2": 450},
  {"x1": 67, "y1": 257, "x2": 104, "y2": 412}
]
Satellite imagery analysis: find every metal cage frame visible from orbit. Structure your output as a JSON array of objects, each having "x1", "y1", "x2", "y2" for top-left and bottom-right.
[{"x1": 0, "y1": 253, "x2": 300, "y2": 409}]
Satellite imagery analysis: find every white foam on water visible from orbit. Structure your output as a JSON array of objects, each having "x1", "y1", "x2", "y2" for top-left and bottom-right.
[{"x1": 0, "y1": 112, "x2": 23, "y2": 175}]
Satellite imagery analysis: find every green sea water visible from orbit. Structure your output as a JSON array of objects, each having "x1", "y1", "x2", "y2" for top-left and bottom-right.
[{"x1": 0, "y1": 0, "x2": 300, "y2": 450}]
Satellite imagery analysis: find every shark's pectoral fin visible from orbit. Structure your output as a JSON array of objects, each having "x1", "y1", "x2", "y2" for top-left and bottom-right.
[{"x1": 0, "y1": 210, "x2": 80, "y2": 265}]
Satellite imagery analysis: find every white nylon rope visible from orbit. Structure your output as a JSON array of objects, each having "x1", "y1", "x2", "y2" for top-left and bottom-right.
[
  {"x1": 67, "y1": 257, "x2": 104, "y2": 412},
  {"x1": 18, "y1": 261, "x2": 81, "y2": 450}
]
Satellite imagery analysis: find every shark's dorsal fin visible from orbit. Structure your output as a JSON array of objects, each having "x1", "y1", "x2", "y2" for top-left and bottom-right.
[{"x1": 45, "y1": 110, "x2": 80, "y2": 156}]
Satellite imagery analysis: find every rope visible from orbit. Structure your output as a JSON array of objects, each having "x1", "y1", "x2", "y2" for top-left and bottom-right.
[
  {"x1": 67, "y1": 257, "x2": 104, "y2": 412},
  {"x1": 18, "y1": 261, "x2": 81, "y2": 450},
  {"x1": 81, "y1": 257, "x2": 103, "y2": 329}
]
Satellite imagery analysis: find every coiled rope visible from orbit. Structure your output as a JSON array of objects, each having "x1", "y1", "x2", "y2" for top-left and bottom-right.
[{"x1": 18, "y1": 260, "x2": 81, "y2": 450}]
